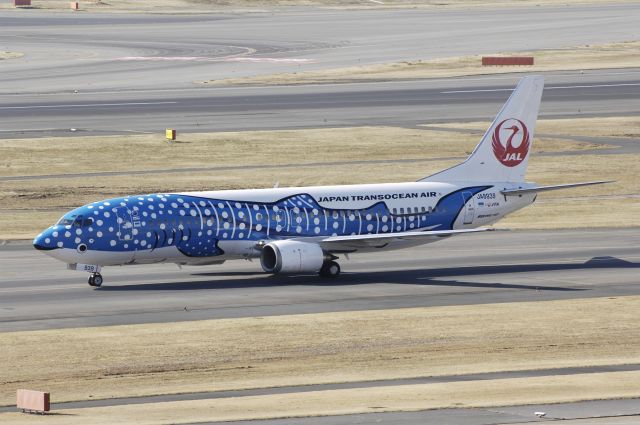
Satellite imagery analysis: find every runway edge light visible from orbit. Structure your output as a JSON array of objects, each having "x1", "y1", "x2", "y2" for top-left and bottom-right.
[{"x1": 166, "y1": 129, "x2": 177, "y2": 141}]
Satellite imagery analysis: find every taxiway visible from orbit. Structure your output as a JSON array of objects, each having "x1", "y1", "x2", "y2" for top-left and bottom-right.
[{"x1": 2, "y1": 228, "x2": 638, "y2": 332}]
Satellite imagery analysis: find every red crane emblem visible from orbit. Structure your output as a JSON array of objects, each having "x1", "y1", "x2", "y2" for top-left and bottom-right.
[{"x1": 492, "y1": 119, "x2": 530, "y2": 167}]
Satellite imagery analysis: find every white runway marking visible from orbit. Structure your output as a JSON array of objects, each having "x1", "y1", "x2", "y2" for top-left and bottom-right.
[
  {"x1": 0, "y1": 101, "x2": 178, "y2": 110},
  {"x1": 442, "y1": 82, "x2": 640, "y2": 94},
  {"x1": 224, "y1": 57, "x2": 315, "y2": 63},
  {"x1": 115, "y1": 56, "x2": 315, "y2": 64}
]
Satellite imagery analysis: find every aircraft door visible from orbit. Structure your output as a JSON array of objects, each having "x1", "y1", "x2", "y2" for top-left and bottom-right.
[
  {"x1": 462, "y1": 191, "x2": 475, "y2": 225},
  {"x1": 115, "y1": 207, "x2": 134, "y2": 241}
]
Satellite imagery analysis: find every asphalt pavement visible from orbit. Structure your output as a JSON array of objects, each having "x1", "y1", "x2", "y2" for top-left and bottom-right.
[
  {"x1": 2, "y1": 228, "x2": 638, "y2": 332},
  {"x1": 1, "y1": 3, "x2": 639, "y2": 136}
]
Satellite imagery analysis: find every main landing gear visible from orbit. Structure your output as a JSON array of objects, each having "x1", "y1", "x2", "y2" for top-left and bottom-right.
[
  {"x1": 88, "y1": 273, "x2": 103, "y2": 287},
  {"x1": 319, "y1": 260, "x2": 340, "y2": 278}
]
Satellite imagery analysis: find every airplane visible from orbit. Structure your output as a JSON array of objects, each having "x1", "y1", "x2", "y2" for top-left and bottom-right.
[{"x1": 33, "y1": 76, "x2": 609, "y2": 287}]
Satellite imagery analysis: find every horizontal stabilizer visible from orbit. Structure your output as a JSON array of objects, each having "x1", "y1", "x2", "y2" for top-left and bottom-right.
[{"x1": 500, "y1": 180, "x2": 613, "y2": 196}]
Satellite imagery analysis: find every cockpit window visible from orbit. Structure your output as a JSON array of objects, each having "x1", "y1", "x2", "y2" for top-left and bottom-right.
[
  {"x1": 57, "y1": 215, "x2": 76, "y2": 226},
  {"x1": 73, "y1": 215, "x2": 83, "y2": 228},
  {"x1": 57, "y1": 214, "x2": 93, "y2": 227}
]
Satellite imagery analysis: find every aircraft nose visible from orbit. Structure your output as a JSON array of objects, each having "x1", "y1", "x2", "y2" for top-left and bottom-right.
[{"x1": 33, "y1": 229, "x2": 58, "y2": 251}]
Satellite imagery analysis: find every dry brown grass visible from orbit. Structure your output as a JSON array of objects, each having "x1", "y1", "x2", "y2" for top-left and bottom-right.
[
  {"x1": 2, "y1": 371, "x2": 640, "y2": 424},
  {"x1": 0, "y1": 126, "x2": 603, "y2": 178},
  {"x1": 203, "y1": 41, "x2": 640, "y2": 86},
  {"x1": 1, "y1": 119, "x2": 636, "y2": 239},
  {"x1": 0, "y1": 127, "x2": 482, "y2": 177},
  {"x1": 0, "y1": 296, "x2": 639, "y2": 409}
]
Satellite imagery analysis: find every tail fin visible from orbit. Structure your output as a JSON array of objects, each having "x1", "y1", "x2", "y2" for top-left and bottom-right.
[{"x1": 421, "y1": 75, "x2": 544, "y2": 183}]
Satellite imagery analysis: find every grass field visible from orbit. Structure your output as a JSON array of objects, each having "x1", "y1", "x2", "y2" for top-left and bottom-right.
[
  {"x1": 1, "y1": 116, "x2": 637, "y2": 239},
  {"x1": 1, "y1": 296, "x2": 639, "y2": 422}
]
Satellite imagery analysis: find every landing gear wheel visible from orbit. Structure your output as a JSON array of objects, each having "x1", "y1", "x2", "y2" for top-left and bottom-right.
[
  {"x1": 319, "y1": 261, "x2": 340, "y2": 278},
  {"x1": 88, "y1": 273, "x2": 103, "y2": 287}
]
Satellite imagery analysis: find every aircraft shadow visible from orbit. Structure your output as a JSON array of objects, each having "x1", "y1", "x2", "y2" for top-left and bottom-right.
[{"x1": 98, "y1": 256, "x2": 636, "y2": 292}]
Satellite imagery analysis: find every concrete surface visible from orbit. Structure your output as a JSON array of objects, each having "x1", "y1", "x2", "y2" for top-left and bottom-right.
[
  {"x1": 1, "y1": 3, "x2": 640, "y2": 136},
  {"x1": 2, "y1": 228, "x2": 638, "y2": 332},
  {"x1": 0, "y1": 70, "x2": 639, "y2": 137},
  {"x1": 197, "y1": 398, "x2": 640, "y2": 425}
]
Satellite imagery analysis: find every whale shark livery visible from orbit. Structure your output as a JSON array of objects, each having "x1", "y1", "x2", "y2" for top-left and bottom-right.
[{"x1": 33, "y1": 76, "x2": 609, "y2": 287}]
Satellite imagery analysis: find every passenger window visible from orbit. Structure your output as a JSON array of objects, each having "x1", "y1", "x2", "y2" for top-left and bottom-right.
[
  {"x1": 399, "y1": 208, "x2": 404, "y2": 214},
  {"x1": 392, "y1": 208, "x2": 397, "y2": 215}
]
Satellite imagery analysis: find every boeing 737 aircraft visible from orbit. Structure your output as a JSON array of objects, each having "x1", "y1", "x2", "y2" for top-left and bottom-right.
[{"x1": 33, "y1": 76, "x2": 608, "y2": 287}]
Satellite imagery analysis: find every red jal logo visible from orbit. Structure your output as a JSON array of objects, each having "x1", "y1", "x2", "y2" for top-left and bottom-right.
[{"x1": 491, "y1": 119, "x2": 530, "y2": 167}]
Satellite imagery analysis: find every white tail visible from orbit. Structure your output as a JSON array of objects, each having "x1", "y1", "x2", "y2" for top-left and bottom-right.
[{"x1": 422, "y1": 75, "x2": 544, "y2": 183}]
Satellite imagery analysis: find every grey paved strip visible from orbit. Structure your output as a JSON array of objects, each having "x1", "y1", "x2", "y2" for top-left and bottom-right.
[
  {"x1": 1, "y1": 364, "x2": 639, "y2": 413},
  {"x1": 194, "y1": 398, "x2": 640, "y2": 425},
  {"x1": 2, "y1": 229, "x2": 639, "y2": 332}
]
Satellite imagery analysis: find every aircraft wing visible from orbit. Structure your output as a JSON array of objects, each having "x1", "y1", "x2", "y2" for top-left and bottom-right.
[
  {"x1": 319, "y1": 227, "x2": 493, "y2": 250},
  {"x1": 500, "y1": 180, "x2": 612, "y2": 196}
]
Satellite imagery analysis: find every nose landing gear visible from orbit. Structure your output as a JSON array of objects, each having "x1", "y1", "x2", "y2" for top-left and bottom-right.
[{"x1": 88, "y1": 273, "x2": 103, "y2": 287}]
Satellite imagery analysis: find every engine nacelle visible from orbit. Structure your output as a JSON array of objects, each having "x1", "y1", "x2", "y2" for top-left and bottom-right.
[{"x1": 260, "y1": 240, "x2": 325, "y2": 274}]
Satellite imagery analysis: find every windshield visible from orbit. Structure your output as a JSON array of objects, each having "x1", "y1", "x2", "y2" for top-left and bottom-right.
[{"x1": 57, "y1": 214, "x2": 94, "y2": 227}]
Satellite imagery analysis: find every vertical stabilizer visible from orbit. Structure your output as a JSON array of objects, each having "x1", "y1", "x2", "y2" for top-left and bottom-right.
[{"x1": 421, "y1": 75, "x2": 544, "y2": 183}]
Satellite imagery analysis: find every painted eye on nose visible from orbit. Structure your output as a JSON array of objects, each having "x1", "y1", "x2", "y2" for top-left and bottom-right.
[{"x1": 77, "y1": 244, "x2": 88, "y2": 253}]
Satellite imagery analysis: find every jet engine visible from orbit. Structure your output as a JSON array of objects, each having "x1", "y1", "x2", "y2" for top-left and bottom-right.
[{"x1": 260, "y1": 240, "x2": 325, "y2": 274}]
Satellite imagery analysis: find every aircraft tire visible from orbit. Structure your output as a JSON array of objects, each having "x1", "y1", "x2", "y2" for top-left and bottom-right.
[
  {"x1": 320, "y1": 261, "x2": 340, "y2": 278},
  {"x1": 89, "y1": 273, "x2": 103, "y2": 287}
]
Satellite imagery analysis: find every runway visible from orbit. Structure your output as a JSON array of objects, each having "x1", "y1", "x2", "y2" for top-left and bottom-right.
[
  {"x1": 2, "y1": 4, "x2": 639, "y2": 93},
  {"x1": 2, "y1": 228, "x2": 638, "y2": 332},
  {"x1": 1, "y1": 3, "x2": 640, "y2": 136},
  {"x1": 1, "y1": 69, "x2": 639, "y2": 137}
]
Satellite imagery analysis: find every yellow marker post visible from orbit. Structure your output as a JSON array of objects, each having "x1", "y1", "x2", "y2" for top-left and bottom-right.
[{"x1": 166, "y1": 129, "x2": 176, "y2": 142}]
